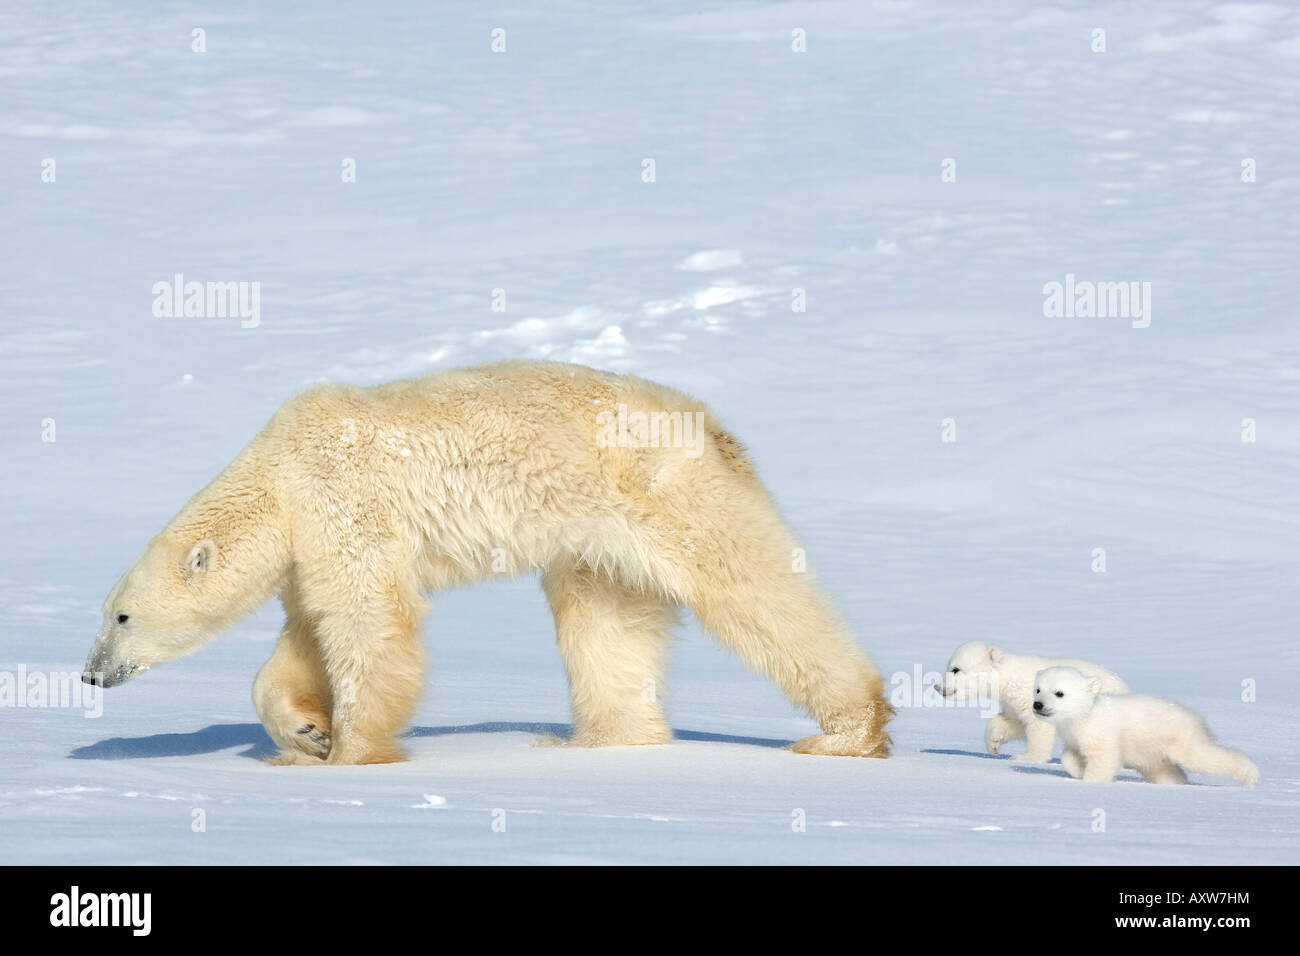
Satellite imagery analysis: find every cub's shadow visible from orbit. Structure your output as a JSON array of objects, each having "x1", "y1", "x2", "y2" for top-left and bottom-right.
[
  {"x1": 920, "y1": 748, "x2": 1007, "y2": 761},
  {"x1": 70, "y1": 722, "x2": 792, "y2": 761},
  {"x1": 921, "y1": 748, "x2": 1074, "y2": 778}
]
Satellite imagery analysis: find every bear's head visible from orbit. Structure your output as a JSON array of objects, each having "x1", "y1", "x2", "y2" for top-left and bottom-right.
[
  {"x1": 933, "y1": 640, "x2": 1003, "y2": 703},
  {"x1": 83, "y1": 535, "x2": 220, "y2": 687},
  {"x1": 1032, "y1": 666, "x2": 1101, "y2": 723}
]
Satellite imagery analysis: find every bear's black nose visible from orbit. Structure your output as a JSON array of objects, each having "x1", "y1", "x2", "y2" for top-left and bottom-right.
[{"x1": 1033, "y1": 701, "x2": 1043, "y2": 711}]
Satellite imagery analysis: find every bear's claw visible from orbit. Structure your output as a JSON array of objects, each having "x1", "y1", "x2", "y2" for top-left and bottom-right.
[{"x1": 294, "y1": 722, "x2": 332, "y2": 758}]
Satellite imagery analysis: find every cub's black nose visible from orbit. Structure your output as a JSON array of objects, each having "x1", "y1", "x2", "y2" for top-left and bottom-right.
[
  {"x1": 1033, "y1": 701, "x2": 1043, "y2": 711},
  {"x1": 82, "y1": 672, "x2": 99, "y2": 686}
]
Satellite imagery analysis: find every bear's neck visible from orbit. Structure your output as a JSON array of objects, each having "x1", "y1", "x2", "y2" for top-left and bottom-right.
[{"x1": 171, "y1": 432, "x2": 293, "y2": 631}]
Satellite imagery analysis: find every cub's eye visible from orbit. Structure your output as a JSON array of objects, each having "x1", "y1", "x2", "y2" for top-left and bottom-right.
[
  {"x1": 1055, "y1": 691, "x2": 1064, "y2": 698},
  {"x1": 116, "y1": 613, "x2": 129, "y2": 625},
  {"x1": 951, "y1": 667, "x2": 960, "y2": 674}
]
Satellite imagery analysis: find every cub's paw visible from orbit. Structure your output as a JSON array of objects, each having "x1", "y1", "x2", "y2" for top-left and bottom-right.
[{"x1": 1011, "y1": 752, "x2": 1049, "y2": 763}]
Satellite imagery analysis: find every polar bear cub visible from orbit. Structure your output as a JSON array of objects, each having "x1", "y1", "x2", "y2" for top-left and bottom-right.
[
  {"x1": 1032, "y1": 667, "x2": 1259, "y2": 788},
  {"x1": 935, "y1": 641, "x2": 1129, "y2": 762}
]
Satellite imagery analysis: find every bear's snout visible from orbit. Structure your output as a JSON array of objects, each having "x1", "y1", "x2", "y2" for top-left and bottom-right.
[
  {"x1": 1033, "y1": 700, "x2": 1044, "y2": 711},
  {"x1": 82, "y1": 640, "x2": 143, "y2": 688}
]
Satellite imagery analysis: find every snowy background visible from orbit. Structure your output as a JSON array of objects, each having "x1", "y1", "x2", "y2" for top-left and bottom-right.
[{"x1": 2, "y1": 0, "x2": 1298, "y2": 864}]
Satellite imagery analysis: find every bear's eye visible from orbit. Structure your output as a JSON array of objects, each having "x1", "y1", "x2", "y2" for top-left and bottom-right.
[
  {"x1": 951, "y1": 667, "x2": 960, "y2": 674},
  {"x1": 116, "y1": 613, "x2": 129, "y2": 625},
  {"x1": 1055, "y1": 691, "x2": 1064, "y2": 698}
]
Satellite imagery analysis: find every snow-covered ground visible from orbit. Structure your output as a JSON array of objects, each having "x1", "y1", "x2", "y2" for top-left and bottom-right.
[{"x1": 2, "y1": 0, "x2": 1298, "y2": 864}]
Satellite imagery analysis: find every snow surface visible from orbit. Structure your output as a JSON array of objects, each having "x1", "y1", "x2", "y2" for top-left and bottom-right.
[{"x1": 2, "y1": 0, "x2": 1298, "y2": 864}]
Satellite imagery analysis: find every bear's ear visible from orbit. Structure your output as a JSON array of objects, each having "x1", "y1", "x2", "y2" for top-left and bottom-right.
[
  {"x1": 186, "y1": 540, "x2": 216, "y2": 577},
  {"x1": 987, "y1": 645, "x2": 1003, "y2": 665},
  {"x1": 1086, "y1": 676, "x2": 1102, "y2": 695}
]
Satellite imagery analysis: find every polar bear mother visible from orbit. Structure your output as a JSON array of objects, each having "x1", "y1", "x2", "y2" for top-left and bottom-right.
[{"x1": 83, "y1": 361, "x2": 891, "y2": 765}]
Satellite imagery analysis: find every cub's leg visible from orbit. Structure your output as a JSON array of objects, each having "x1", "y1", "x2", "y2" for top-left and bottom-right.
[
  {"x1": 1061, "y1": 746, "x2": 1084, "y2": 779},
  {"x1": 1142, "y1": 759, "x2": 1189, "y2": 786},
  {"x1": 1079, "y1": 744, "x2": 1123, "y2": 783},
  {"x1": 1012, "y1": 716, "x2": 1057, "y2": 763},
  {"x1": 985, "y1": 711, "x2": 1023, "y2": 755},
  {"x1": 253, "y1": 582, "x2": 334, "y2": 764},
  {"x1": 542, "y1": 565, "x2": 676, "y2": 747}
]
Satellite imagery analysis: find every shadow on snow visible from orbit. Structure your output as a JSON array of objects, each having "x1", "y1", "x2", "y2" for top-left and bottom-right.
[{"x1": 69, "y1": 721, "x2": 793, "y2": 760}]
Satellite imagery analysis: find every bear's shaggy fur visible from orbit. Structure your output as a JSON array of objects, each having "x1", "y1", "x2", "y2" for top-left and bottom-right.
[{"x1": 84, "y1": 361, "x2": 891, "y2": 765}]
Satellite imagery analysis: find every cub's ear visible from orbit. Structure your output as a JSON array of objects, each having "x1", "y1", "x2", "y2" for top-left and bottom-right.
[
  {"x1": 987, "y1": 645, "x2": 1004, "y2": 665},
  {"x1": 1086, "y1": 677, "x2": 1102, "y2": 695},
  {"x1": 186, "y1": 540, "x2": 216, "y2": 577}
]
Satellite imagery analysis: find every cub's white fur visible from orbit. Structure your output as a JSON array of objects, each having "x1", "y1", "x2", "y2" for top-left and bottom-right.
[
  {"x1": 935, "y1": 641, "x2": 1129, "y2": 762},
  {"x1": 1033, "y1": 666, "x2": 1259, "y2": 788}
]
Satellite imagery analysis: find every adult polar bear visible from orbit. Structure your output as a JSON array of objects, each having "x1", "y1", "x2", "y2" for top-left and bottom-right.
[{"x1": 83, "y1": 361, "x2": 891, "y2": 765}]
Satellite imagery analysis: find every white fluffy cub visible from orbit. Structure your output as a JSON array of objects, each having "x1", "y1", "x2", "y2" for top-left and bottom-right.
[
  {"x1": 936, "y1": 641, "x2": 1129, "y2": 762},
  {"x1": 1033, "y1": 666, "x2": 1259, "y2": 788}
]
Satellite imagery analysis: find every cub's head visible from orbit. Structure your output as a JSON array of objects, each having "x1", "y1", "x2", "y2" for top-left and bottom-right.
[
  {"x1": 83, "y1": 535, "x2": 219, "y2": 688},
  {"x1": 934, "y1": 641, "x2": 1004, "y2": 703},
  {"x1": 1032, "y1": 666, "x2": 1100, "y2": 722}
]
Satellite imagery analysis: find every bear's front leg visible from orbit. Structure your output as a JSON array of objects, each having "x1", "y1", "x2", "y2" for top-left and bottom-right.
[
  {"x1": 543, "y1": 566, "x2": 675, "y2": 747},
  {"x1": 254, "y1": 596, "x2": 334, "y2": 764},
  {"x1": 306, "y1": 574, "x2": 427, "y2": 766}
]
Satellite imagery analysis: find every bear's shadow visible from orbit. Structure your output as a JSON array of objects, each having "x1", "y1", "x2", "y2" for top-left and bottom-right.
[{"x1": 69, "y1": 722, "x2": 792, "y2": 761}]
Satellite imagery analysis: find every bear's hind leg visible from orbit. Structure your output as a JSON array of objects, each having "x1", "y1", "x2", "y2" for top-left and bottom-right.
[
  {"x1": 686, "y1": 562, "x2": 891, "y2": 758},
  {"x1": 254, "y1": 585, "x2": 334, "y2": 764},
  {"x1": 543, "y1": 565, "x2": 675, "y2": 747}
]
